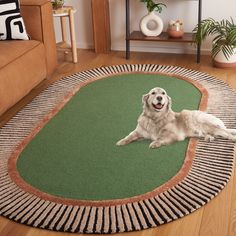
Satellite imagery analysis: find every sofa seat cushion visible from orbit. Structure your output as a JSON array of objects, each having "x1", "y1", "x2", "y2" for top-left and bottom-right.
[
  {"x1": 0, "y1": 40, "x2": 47, "y2": 115},
  {"x1": 0, "y1": 40, "x2": 41, "y2": 69}
]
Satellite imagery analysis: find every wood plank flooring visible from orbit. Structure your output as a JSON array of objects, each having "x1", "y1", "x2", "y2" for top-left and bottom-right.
[{"x1": 0, "y1": 50, "x2": 236, "y2": 236}]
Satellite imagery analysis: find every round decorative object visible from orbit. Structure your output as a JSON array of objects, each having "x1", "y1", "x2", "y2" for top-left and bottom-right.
[
  {"x1": 213, "y1": 48, "x2": 236, "y2": 68},
  {"x1": 167, "y1": 20, "x2": 184, "y2": 38},
  {"x1": 167, "y1": 29, "x2": 184, "y2": 38},
  {"x1": 140, "y1": 11, "x2": 163, "y2": 37}
]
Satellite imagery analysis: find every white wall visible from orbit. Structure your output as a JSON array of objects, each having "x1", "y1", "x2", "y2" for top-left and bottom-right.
[
  {"x1": 53, "y1": 0, "x2": 236, "y2": 55},
  {"x1": 53, "y1": 0, "x2": 93, "y2": 49}
]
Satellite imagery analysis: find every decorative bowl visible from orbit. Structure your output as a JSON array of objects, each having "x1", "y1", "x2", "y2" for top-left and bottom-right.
[{"x1": 167, "y1": 29, "x2": 184, "y2": 38}]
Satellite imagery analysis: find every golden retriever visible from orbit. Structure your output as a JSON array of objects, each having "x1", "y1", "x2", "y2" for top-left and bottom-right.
[{"x1": 117, "y1": 87, "x2": 236, "y2": 148}]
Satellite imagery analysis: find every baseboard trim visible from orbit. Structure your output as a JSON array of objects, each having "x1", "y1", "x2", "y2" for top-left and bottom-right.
[
  {"x1": 74, "y1": 41, "x2": 211, "y2": 56},
  {"x1": 111, "y1": 43, "x2": 211, "y2": 55}
]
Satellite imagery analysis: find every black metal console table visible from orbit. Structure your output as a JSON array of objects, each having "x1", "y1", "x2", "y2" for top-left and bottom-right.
[{"x1": 125, "y1": 0, "x2": 202, "y2": 62}]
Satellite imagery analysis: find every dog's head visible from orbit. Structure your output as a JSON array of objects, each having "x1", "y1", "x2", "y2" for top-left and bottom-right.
[{"x1": 142, "y1": 87, "x2": 172, "y2": 113}]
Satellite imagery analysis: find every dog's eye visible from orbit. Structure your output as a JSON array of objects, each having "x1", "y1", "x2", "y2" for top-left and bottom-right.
[
  {"x1": 162, "y1": 92, "x2": 165, "y2": 95},
  {"x1": 151, "y1": 92, "x2": 156, "y2": 95}
]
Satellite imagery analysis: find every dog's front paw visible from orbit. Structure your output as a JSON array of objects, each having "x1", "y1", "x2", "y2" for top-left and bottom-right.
[
  {"x1": 231, "y1": 136, "x2": 236, "y2": 142},
  {"x1": 204, "y1": 135, "x2": 215, "y2": 142},
  {"x1": 149, "y1": 141, "x2": 161, "y2": 149},
  {"x1": 116, "y1": 139, "x2": 127, "y2": 146}
]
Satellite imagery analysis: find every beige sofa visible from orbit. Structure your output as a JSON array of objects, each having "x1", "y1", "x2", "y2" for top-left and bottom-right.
[{"x1": 0, "y1": 0, "x2": 57, "y2": 116}]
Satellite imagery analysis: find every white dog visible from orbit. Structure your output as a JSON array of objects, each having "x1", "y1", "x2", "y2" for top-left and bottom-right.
[{"x1": 117, "y1": 87, "x2": 236, "y2": 148}]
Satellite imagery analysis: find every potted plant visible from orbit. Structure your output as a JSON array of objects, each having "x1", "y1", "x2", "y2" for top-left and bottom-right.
[
  {"x1": 193, "y1": 18, "x2": 236, "y2": 68},
  {"x1": 51, "y1": 0, "x2": 64, "y2": 9},
  {"x1": 139, "y1": 0, "x2": 167, "y2": 37},
  {"x1": 167, "y1": 20, "x2": 184, "y2": 38},
  {"x1": 140, "y1": 0, "x2": 166, "y2": 13}
]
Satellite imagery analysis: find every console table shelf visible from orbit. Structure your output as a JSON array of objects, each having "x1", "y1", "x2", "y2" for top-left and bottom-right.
[
  {"x1": 129, "y1": 31, "x2": 194, "y2": 43},
  {"x1": 125, "y1": 0, "x2": 202, "y2": 62}
]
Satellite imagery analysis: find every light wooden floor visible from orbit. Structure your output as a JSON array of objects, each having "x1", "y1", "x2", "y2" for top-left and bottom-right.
[{"x1": 0, "y1": 50, "x2": 236, "y2": 236}]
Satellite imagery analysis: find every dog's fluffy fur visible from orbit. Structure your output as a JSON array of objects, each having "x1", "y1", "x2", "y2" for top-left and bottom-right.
[{"x1": 117, "y1": 87, "x2": 236, "y2": 148}]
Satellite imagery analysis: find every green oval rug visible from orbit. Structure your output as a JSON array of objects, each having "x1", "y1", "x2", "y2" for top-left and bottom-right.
[
  {"x1": 16, "y1": 73, "x2": 201, "y2": 201},
  {"x1": 1, "y1": 65, "x2": 235, "y2": 234}
]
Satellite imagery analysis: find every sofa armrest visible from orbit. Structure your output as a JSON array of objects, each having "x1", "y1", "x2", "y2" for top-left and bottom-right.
[{"x1": 20, "y1": 0, "x2": 57, "y2": 76}]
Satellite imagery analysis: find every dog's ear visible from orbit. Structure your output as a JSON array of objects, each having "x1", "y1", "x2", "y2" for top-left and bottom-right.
[
  {"x1": 167, "y1": 96, "x2": 172, "y2": 110},
  {"x1": 142, "y1": 94, "x2": 149, "y2": 107}
]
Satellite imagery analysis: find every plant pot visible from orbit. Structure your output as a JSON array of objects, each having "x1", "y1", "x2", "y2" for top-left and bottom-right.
[
  {"x1": 167, "y1": 29, "x2": 184, "y2": 38},
  {"x1": 213, "y1": 48, "x2": 236, "y2": 68},
  {"x1": 140, "y1": 11, "x2": 163, "y2": 37}
]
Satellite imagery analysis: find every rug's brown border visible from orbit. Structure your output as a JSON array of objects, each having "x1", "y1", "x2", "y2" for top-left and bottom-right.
[{"x1": 8, "y1": 71, "x2": 208, "y2": 207}]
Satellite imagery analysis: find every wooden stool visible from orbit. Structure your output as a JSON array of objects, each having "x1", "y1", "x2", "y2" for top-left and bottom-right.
[{"x1": 53, "y1": 6, "x2": 78, "y2": 63}]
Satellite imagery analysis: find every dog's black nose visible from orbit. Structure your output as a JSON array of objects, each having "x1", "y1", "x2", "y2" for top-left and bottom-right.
[{"x1": 157, "y1": 96, "x2": 163, "y2": 101}]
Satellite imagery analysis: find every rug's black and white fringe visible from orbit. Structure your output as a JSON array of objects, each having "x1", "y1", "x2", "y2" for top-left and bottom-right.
[{"x1": 0, "y1": 65, "x2": 235, "y2": 233}]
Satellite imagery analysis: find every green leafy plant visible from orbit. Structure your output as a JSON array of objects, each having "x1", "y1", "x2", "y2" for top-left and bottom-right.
[
  {"x1": 51, "y1": 0, "x2": 64, "y2": 9},
  {"x1": 140, "y1": 0, "x2": 166, "y2": 13},
  {"x1": 193, "y1": 18, "x2": 236, "y2": 60}
]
